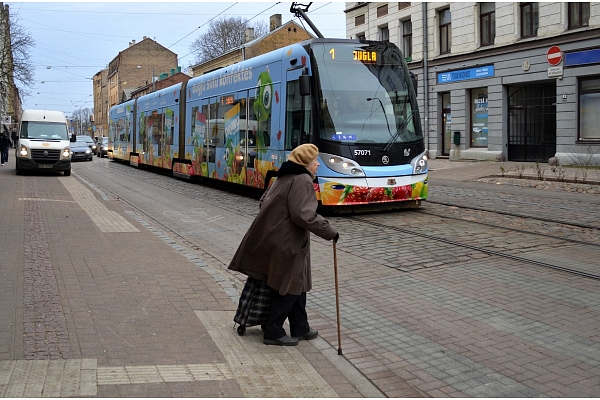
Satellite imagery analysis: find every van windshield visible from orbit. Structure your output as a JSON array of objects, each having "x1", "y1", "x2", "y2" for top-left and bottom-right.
[{"x1": 20, "y1": 121, "x2": 69, "y2": 140}]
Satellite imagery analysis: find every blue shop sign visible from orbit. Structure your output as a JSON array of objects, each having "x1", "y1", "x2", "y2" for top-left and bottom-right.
[
  {"x1": 565, "y1": 48, "x2": 600, "y2": 67},
  {"x1": 437, "y1": 65, "x2": 494, "y2": 84}
]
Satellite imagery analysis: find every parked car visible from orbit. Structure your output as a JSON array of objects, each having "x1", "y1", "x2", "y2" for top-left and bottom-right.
[
  {"x1": 96, "y1": 137, "x2": 109, "y2": 157},
  {"x1": 70, "y1": 138, "x2": 93, "y2": 161},
  {"x1": 78, "y1": 135, "x2": 97, "y2": 153}
]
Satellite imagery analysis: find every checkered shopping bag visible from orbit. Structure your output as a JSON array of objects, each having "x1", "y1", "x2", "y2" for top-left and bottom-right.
[{"x1": 234, "y1": 277, "x2": 272, "y2": 336}]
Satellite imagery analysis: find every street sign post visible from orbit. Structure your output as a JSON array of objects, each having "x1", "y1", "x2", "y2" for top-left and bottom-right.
[{"x1": 547, "y1": 46, "x2": 562, "y2": 66}]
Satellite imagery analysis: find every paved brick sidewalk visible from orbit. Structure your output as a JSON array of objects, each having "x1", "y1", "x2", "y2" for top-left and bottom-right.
[{"x1": 0, "y1": 158, "x2": 381, "y2": 398}]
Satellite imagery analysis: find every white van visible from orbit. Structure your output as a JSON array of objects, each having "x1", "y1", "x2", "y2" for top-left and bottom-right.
[{"x1": 16, "y1": 110, "x2": 75, "y2": 176}]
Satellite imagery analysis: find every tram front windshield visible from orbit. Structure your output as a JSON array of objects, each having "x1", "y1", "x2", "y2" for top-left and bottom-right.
[{"x1": 312, "y1": 43, "x2": 421, "y2": 146}]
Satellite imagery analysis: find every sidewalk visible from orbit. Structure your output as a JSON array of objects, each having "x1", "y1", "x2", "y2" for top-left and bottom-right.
[
  {"x1": 428, "y1": 157, "x2": 600, "y2": 183},
  {"x1": 0, "y1": 156, "x2": 383, "y2": 398}
]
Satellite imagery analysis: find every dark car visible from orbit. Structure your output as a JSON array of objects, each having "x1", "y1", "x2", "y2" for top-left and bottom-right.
[
  {"x1": 70, "y1": 138, "x2": 93, "y2": 161},
  {"x1": 96, "y1": 137, "x2": 109, "y2": 157},
  {"x1": 78, "y1": 135, "x2": 97, "y2": 153}
]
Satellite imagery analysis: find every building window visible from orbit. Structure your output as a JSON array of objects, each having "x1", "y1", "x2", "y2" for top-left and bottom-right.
[
  {"x1": 377, "y1": 4, "x2": 388, "y2": 18},
  {"x1": 471, "y1": 88, "x2": 489, "y2": 147},
  {"x1": 355, "y1": 14, "x2": 365, "y2": 26},
  {"x1": 402, "y1": 19, "x2": 412, "y2": 59},
  {"x1": 480, "y1": 3, "x2": 495, "y2": 46},
  {"x1": 568, "y1": 2, "x2": 590, "y2": 29},
  {"x1": 579, "y1": 77, "x2": 600, "y2": 141},
  {"x1": 398, "y1": 2, "x2": 410, "y2": 11},
  {"x1": 357, "y1": 32, "x2": 366, "y2": 41},
  {"x1": 520, "y1": 2, "x2": 538, "y2": 38},
  {"x1": 379, "y1": 25, "x2": 390, "y2": 42},
  {"x1": 439, "y1": 8, "x2": 452, "y2": 54}
]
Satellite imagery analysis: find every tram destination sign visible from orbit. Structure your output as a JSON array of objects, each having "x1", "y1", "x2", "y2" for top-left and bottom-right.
[{"x1": 437, "y1": 65, "x2": 494, "y2": 84}]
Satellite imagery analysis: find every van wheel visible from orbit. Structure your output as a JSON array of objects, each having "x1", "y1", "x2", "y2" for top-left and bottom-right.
[{"x1": 64, "y1": 169, "x2": 71, "y2": 176}]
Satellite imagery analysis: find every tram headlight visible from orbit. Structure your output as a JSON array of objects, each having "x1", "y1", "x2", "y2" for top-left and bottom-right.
[
  {"x1": 321, "y1": 152, "x2": 364, "y2": 176},
  {"x1": 410, "y1": 152, "x2": 428, "y2": 174}
]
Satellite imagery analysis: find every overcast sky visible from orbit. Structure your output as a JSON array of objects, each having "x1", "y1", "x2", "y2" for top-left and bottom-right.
[{"x1": 8, "y1": 1, "x2": 347, "y2": 118}]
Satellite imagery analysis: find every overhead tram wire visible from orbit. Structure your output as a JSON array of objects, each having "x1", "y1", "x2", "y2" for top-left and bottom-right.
[
  {"x1": 168, "y1": 2, "x2": 239, "y2": 49},
  {"x1": 159, "y1": 2, "x2": 281, "y2": 74}
]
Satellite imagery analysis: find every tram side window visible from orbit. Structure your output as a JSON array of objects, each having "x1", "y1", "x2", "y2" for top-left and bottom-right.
[{"x1": 285, "y1": 80, "x2": 311, "y2": 150}]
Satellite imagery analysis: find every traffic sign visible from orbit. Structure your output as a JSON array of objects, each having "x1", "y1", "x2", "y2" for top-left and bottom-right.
[{"x1": 547, "y1": 46, "x2": 562, "y2": 66}]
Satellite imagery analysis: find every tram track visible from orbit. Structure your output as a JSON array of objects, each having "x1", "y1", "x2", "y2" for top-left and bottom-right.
[
  {"x1": 350, "y1": 216, "x2": 600, "y2": 281},
  {"x1": 416, "y1": 206, "x2": 600, "y2": 249},
  {"x1": 426, "y1": 199, "x2": 600, "y2": 230},
  {"x1": 81, "y1": 160, "x2": 600, "y2": 281}
]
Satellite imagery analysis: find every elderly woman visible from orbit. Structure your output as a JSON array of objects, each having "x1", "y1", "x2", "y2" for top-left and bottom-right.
[{"x1": 229, "y1": 144, "x2": 339, "y2": 346}]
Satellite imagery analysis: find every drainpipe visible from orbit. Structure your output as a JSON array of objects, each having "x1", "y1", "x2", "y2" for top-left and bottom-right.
[{"x1": 422, "y1": 2, "x2": 430, "y2": 151}]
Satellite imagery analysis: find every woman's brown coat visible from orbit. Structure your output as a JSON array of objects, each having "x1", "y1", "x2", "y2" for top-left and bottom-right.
[{"x1": 228, "y1": 162, "x2": 337, "y2": 296}]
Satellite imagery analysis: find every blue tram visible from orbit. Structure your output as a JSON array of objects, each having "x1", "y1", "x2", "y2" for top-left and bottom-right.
[{"x1": 108, "y1": 38, "x2": 427, "y2": 208}]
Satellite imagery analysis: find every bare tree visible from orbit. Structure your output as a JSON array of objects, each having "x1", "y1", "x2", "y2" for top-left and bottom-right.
[
  {"x1": 70, "y1": 108, "x2": 93, "y2": 135},
  {"x1": 190, "y1": 17, "x2": 268, "y2": 63},
  {"x1": 0, "y1": 9, "x2": 35, "y2": 100}
]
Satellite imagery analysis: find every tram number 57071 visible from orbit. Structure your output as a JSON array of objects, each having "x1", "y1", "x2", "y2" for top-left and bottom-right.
[{"x1": 354, "y1": 149, "x2": 371, "y2": 156}]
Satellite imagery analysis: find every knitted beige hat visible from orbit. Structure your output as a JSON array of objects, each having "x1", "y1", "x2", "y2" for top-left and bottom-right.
[{"x1": 288, "y1": 144, "x2": 319, "y2": 167}]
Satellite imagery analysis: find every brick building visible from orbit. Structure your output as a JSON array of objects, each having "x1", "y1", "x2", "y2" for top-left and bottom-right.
[
  {"x1": 92, "y1": 69, "x2": 108, "y2": 139},
  {"x1": 191, "y1": 14, "x2": 313, "y2": 76},
  {"x1": 345, "y1": 2, "x2": 600, "y2": 165},
  {"x1": 93, "y1": 37, "x2": 177, "y2": 137}
]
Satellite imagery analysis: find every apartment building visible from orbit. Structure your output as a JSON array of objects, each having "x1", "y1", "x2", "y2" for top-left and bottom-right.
[
  {"x1": 0, "y1": 3, "x2": 21, "y2": 131},
  {"x1": 93, "y1": 37, "x2": 177, "y2": 137},
  {"x1": 345, "y1": 2, "x2": 600, "y2": 165}
]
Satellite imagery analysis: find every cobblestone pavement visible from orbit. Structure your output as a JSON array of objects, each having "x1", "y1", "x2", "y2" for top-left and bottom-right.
[{"x1": 1, "y1": 156, "x2": 599, "y2": 397}]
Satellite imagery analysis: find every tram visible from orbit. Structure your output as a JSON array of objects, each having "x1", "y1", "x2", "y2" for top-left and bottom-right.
[{"x1": 108, "y1": 38, "x2": 427, "y2": 209}]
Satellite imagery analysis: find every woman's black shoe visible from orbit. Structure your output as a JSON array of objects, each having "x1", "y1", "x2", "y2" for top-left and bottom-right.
[
  {"x1": 293, "y1": 329, "x2": 318, "y2": 341},
  {"x1": 263, "y1": 335, "x2": 299, "y2": 346}
]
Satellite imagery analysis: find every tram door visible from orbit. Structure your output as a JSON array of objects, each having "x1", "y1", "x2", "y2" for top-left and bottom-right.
[
  {"x1": 205, "y1": 97, "x2": 222, "y2": 179},
  {"x1": 242, "y1": 88, "x2": 259, "y2": 185},
  {"x1": 508, "y1": 84, "x2": 556, "y2": 162}
]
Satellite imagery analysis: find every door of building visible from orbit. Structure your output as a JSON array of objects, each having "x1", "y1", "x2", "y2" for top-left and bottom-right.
[
  {"x1": 441, "y1": 92, "x2": 451, "y2": 156},
  {"x1": 507, "y1": 84, "x2": 556, "y2": 162}
]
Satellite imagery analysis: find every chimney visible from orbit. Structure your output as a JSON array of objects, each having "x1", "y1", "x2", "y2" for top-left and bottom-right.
[
  {"x1": 129, "y1": 39, "x2": 136, "y2": 47},
  {"x1": 270, "y1": 14, "x2": 282, "y2": 31},
  {"x1": 244, "y1": 27, "x2": 255, "y2": 43}
]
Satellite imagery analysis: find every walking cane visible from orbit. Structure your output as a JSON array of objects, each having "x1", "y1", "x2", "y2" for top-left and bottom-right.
[{"x1": 333, "y1": 241, "x2": 342, "y2": 355}]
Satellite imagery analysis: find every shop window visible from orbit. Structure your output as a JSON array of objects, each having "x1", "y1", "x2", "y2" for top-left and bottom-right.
[
  {"x1": 480, "y1": 2, "x2": 495, "y2": 46},
  {"x1": 439, "y1": 8, "x2": 452, "y2": 54},
  {"x1": 568, "y1": 3, "x2": 590, "y2": 29},
  {"x1": 579, "y1": 77, "x2": 600, "y2": 141},
  {"x1": 520, "y1": 2, "x2": 538, "y2": 39},
  {"x1": 401, "y1": 19, "x2": 412, "y2": 59},
  {"x1": 471, "y1": 88, "x2": 489, "y2": 147}
]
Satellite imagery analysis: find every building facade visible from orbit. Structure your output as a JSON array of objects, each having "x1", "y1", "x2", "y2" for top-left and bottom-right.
[
  {"x1": 93, "y1": 37, "x2": 178, "y2": 137},
  {"x1": 345, "y1": 2, "x2": 600, "y2": 165},
  {"x1": 92, "y1": 69, "x2": 108, "y2": 139},
  {"x1": 191, "y1": 15, "x2": 313, "y2": 76},
  {"x1": 0, "y1": 3, "x2": 20, "y2": 132}
]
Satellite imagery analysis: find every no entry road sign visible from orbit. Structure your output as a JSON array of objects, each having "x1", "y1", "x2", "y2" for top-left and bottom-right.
[{"x1": 547, "y1": 46, "x2": 562, "y2": 66}]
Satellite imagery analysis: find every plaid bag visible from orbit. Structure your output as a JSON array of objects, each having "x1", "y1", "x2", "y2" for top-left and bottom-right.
[{"x1": 234, "y1": 277, "x2": 272, "y2": 335}]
